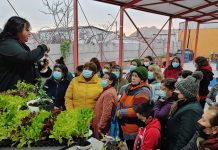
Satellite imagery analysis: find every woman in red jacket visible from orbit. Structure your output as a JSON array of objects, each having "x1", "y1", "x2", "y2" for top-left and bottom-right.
[{"x1": 164, "y1": 57, "x2": 183, "y2": 79}]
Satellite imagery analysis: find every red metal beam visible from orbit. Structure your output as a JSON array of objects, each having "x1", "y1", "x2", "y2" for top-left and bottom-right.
[
  {"x1": 191, "y1": 10, "x2": 218, "y2": 20},
  {"x1": 74, "y1": 0, "x2": 78, "y2": 69},
  {"x1": 123, "y1": 9, "x2": 162, "y2": 64},
  {"x1": 124, "y1": 0, "x2": 143, "y2": 8},
  {"x1": 176, "y1": 1, "x2": 218, "y2": 16},
  {"x1": 139, "y1": 18, "x2": 169, "y2": 58},
  {"x1": 166, "y1": 17, "x2": 172, "y2": 68},
  {"x1": 119, "y1": 6, "x2": 124, "y2": 66},
  {"x1": 193, "y1": 23, "x2": 200, "y2": 61},
  {"x1": 181, "y1": 20, "x2": 188, "y2": 66},
  {"x1": 139, "y1": 0, "x2": 183, "y2": 7},
  {"x1": 200, "y1": 17, "x2": 218, "y2": 23}
]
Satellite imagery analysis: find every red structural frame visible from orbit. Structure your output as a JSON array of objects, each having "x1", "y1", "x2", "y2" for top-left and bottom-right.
[{"x1": 73, "y1": 0, "x2": 218, "y2": 68}]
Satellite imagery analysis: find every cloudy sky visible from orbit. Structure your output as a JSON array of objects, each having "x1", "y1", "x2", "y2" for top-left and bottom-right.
[{"x1": 0, "y1": 0, "x2": 183, "y2": 35}]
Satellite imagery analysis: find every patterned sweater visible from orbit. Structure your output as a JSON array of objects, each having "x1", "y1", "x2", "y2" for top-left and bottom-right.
[{"x1": 118, "y1": 82, "x2": 151, "y2": 140}]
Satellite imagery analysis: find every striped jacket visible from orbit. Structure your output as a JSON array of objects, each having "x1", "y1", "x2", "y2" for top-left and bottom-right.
[{"x1": 118, "y1": 82, "x2": 151, "y2": 140}]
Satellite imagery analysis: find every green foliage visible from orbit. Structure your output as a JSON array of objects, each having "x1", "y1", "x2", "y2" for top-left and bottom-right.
[
  {"x1": 16, "y1": 110, "x2": 50, "y2": 148},
  {"x1": 50, "y1": 108, "x2": 93, "y2": 145},
  {"x1": 60, "y1": 40, "x2": 70, "y2": 60}
]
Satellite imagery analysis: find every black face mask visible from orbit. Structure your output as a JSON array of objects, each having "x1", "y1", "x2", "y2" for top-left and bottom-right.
[
  {"x1": 196, "y1": 123, "x2": 208, "y2": 139},
  {"x1": 137, "y1": 119, "x2": 146, "y2": 127}
]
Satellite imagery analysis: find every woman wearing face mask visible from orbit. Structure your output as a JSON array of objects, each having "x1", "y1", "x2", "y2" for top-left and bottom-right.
[
  {"x1": 195, "y1": 56, "x2": 214, "y2": 108},
  {"x1": 126, "y1": 59, "x2": 142, "y2": 83},
  {"x1": 142, "y1": 56, "x2": 154, "y2": 69},
  {"x1": 44, "y1": 64, "x2": 70, "y2": 110},
  {"x1": 102, "y1": 62, "x2": 112, "y2": 74},
  {"x1": 90, "y1": 57, "x2": 104, "y2": 78},
  {"x1": 134, "y1": 103, "x2": 161, "y2": 150},
  {"x1": 0, "y1": 16, "x2": 50, "y2": 92},
  {"x1": 65, "y1": 62, "x2": 103, "y2": 110},
  {"x1": 162, "y1": 71, "x2": 203, "y2": 150},
  {"x1": 111, "y1": 65, "x2": 128, "y2": 93},
  {"x1": 148, "y1": 64, "x2": 164, "y2": 102},
  {"x1": 92, "y1": 72, "x2": 118, "y2": 139},
  {"x1": 116, "y1": 66, "x2": 151, "y2": 150},
  {"x1": 164, "y1": 57, "x2": 183, "y2": 79},
  {"x1": 182, "y1": 106, "x2": 218, "y2": 150},
  {"x1": 153, "y1": 78, "x2": 177, "y2": 147}
]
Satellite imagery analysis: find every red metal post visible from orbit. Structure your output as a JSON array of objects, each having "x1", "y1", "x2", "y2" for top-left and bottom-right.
[
  {"x1": 193, "y1": 22, "x2": 200, "y2": 61},
  {"x1": 118, "y1": 7, "x2": 124, "y2": 66},
  {"x1": 181, "y1": 20, "x2": 188, "y2": 66},
  {"x1": 166, "y1": 17, "x2": 172, "y2": 68},
  {"x1": 73, "y1": 0, "x2": 78, "y2": 70}
]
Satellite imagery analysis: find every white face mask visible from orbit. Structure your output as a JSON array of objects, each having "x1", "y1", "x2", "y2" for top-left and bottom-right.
[
  {"x1": 144, "y1": 62, "x2": 150, "y2": 67},
  {"x1": 103, "y1": 69, "x2": 109, "y2": 74},
  {"x1": 216, "y1": 95, "x2": 218, "y2": 103}
]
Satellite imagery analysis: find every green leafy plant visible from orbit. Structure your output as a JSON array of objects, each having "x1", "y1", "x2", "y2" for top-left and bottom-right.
[
  {"x1": 15, "y1": 110, "x2": 51, "y2": 148},
  {"x1": 50, "y1": 108, "x2": 93, "y2": 145},
  {"x1": 60, "y1": 40, "x2": 70, "y2": 60}
]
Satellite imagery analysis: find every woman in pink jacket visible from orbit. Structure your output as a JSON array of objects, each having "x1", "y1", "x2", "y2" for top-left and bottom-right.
[{"x1": 92, "y1": 72, "x2": 118, "y2": 139}]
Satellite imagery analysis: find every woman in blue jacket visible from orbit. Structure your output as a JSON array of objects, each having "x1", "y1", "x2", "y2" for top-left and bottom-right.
[{"x1": 44, "y1": 64, "x2": 70, "y2": 110}]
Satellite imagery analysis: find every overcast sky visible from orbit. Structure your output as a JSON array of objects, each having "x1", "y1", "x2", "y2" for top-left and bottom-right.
[{"x1": 0, "y1": 0, "x2": 183, "y2": 35}]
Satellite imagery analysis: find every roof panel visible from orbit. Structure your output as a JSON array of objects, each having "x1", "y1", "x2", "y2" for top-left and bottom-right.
[{"x1": 95, "y1": 0, "x2": 218, "y2": 23}]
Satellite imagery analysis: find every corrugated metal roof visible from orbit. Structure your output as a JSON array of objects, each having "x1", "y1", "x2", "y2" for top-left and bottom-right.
[{"x1": 95, "y1": 0, "x2": 218, "y2": 23}]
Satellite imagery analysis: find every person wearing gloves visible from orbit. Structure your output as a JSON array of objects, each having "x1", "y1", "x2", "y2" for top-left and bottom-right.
[
  {"x1": 0, "y1": 16, "x2": 50, "y2": 91},
  {"x1": 65, "y1": 62, "x2": 103, "y2": 110},
  {"x1": 162, "y1": 71, "x2": 203, "y2": 150},
  {"x1": 92, "y1": 72, "x2": 118, "y2": 139},
  {"x1": 44, "y1": 64, "x2": 70, "y2": 110},
  {"x1": 126, "y1": 59, "x2": 142, "y2": 83},
  {"x1": 164, "y1": 57, "x2": 183, "y2": 79}
]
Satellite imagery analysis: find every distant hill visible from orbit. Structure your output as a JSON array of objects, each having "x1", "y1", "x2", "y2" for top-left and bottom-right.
[{"x1": 129, "y1": 26, "x2": 168, "y2": 38}]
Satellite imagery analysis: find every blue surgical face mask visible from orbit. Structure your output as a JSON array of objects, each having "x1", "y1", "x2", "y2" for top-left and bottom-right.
[
  {"x1": 53, "y1": 71, "x2": 62, "y2": 80},
  {"x1": 82, "y1": 70, "x2": 93, "y2": 79},
  {"x1": 159, "y1": 90, "x2": 166, "y2": 98},
  {"x1": 101, "y1": 79, "x2": 108, "y2": 88},
  {"x1": 130, "y1": 65, "x2": 137, "y2": 72},
  {"x1": 112, "y1": 72, "x2": 120, "y2": 79},
  {"x1": 148, "y1": 71, "x2": 154, "y2": 80},
  {"x1": 172, "y1": 62, "x2": 180, "y2": 68}
]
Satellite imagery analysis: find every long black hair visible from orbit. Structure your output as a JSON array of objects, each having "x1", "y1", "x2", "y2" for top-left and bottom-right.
[
  {"x1": 167, "y1": 57, "x2": 181, "y2": 70},
  {"x1": 0, "y1": 16, "x2": 30, "y2": 41}
]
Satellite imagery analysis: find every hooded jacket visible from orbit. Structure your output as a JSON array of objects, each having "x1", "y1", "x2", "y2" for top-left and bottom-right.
[
  {"x1": 133, "y1": 118, "x2": 161, "y2": 150},
  {"x1": 197, "y1": 65, "x2": 214, "y2": 100}
]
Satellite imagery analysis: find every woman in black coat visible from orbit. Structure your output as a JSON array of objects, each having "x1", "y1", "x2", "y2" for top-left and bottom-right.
[
  {"x1": 162, "y1": 71, "x2": 203, "y2": 150},
  {"x1": 0, "y1": 16, "x2": 49, "y2": 92},
  {"x1": 44, "y1": 64, "x2": 70, "y2": 110}
]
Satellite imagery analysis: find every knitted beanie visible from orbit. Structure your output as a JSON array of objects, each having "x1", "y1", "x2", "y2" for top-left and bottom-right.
[
  {"x1": 175, "y1": 71, "x2": 203, "y2": 98},
  {"x1": 132, "y1": 66, "x2": 148, "y2": 81},
  {"x1": 131, "y1": 59, "x2": 142, "y2": 66}
]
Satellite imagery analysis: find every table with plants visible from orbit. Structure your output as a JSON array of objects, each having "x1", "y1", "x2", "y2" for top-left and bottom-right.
[{"x1": 0, "y1": 81, "x2": 94, "y2": 149}]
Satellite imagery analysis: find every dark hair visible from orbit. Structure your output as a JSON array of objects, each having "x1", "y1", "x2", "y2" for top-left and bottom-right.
[
  {"x1": 53, "y1": 64, "x2": 68, "y2": 78},
  {"x1": 168, "y1": 57, "x2": 181, "y2": 69},
  {"x1": 135, "y1": 103, "x2": 154, "y2": 118},
  {"x1": 161, "y1": 78, "x2": 177, "y2": 91},
  {"x1": 0, "y1": 16, "x2": 30, "y2": 41},
  {"x1": 76, "y1": 65, "x2": 84, "y2": 73},
  {"x1": 84, "y1": 62, "x2": 97, "y2": 74},
  {"x1": 195, "y1": 56, "x2": 209, "y2": 68},
  {"x1": 55, "y1": 57, "x2": 65, "y2": 65},
  {"x1": 181, "y1": 70, "x2": 193, "y2": 78},
  {"x1": 90, "y1": 57, "x2": 102, "y2": 72},
  {"x1": 145, "y1": 56, "x2": 153, "y2": 62},
  {"x1": 208, "y1": 106, "x2": 218, "y2": 127},
  {"x1": 104, "y1": 72, "x2": 117, "y2": 87},
  {"x1": 104, "y1": 62, "x2": 112, "y2": 68}
]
